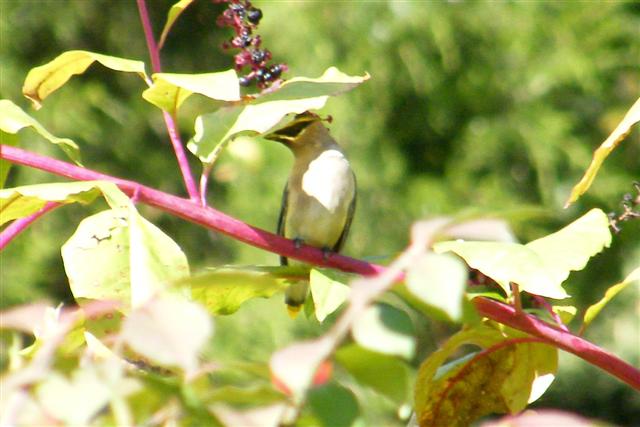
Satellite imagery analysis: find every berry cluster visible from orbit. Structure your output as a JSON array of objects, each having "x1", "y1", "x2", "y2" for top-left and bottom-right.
[
  {"x1": 214, "y1": 0, "x2": 288, "y2": 89},
  {"x1": 608, "y1": 182, "x2": 640, "y2": 233}
]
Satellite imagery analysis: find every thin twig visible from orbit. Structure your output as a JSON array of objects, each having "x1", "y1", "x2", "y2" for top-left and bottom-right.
[
  {"x1": 136, "y1": 0, "x2": 200, "y2": 202},
  {"x1": 0, "y1": 202, "x2": 60, "y2": 250}
]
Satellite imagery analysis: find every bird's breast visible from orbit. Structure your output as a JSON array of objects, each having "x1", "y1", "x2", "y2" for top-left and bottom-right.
[{"x1": 286, "y1": 149, "x2": 355, "y2": 248}]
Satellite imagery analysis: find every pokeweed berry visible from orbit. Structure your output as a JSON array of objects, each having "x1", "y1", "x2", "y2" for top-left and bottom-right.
[
  {"x1": 216, "y1": 0, "x2": 286, "y2": 89},
  {"x1": 247, "y1": 7, "x2": 262, "y2": 24}
]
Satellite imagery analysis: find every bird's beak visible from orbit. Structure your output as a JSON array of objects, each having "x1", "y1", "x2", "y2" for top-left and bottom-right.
[{"x1": 263, "y1": 112, "x2": 320, "y2": 145}]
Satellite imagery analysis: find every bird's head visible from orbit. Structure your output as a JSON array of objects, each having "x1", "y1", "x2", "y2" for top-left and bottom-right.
[{"x1": 263, "y1": 111, "x2": 332, "y2": 149}]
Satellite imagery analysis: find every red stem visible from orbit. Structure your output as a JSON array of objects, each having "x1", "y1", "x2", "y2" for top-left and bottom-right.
[
  {"x1": 1, "y1": 144, "x2": 638, "y2": 391},
  {"x1": 136, "y1": 0, "x2": 162, "y2": 74},
  {"x1": 136, "y1": 0, "x2": 200, "y2": 202},
  {"x1": 474, "y1": 298, "x2": 640, "y2": 391},
  {"x1": 0, "y1": 202, "x2": 60, "y2": 250}
]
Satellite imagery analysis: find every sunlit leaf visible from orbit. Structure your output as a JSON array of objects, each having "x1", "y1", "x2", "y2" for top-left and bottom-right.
[
  {"x1": 565, "y1": 97, "x2": 640, "y2": 207},
  {"x1": 406, "y1": 252, "x2": 468, "y2": 322},
  {"x1": 310, "y1": 268, "x2": 351, "y2": 322},
  {"x1": 335, "y1": 344, "x2": 411, "y2": 404},
  {"x1": 257, "y1": 67, "x2": 370, "y2": 103},
  {"x1": 308, "y1": 383, "x2": 359, "y2": 427},
  {"x1": 22, "y1": 50, "x2": 147, "y2": 109},
  {"x1": 62, "y1": 205, "x2": 190, "y2": 311},
  {"x1": 415, "y1": 325, "x2": 557, "y2": 427},
  {"x1": 187, "y1": 67, "x2": 368, "y2": 163},
  {"x1": 0, "y1": 99, "x2": 80, "y2": 163},
  {"x1": 580, "y1": 267, "x2": 640, "y2": 334},
  {"x1": 127, "y1": 206, "x2": 190, "y2": 307},
  {"x1": 352, "y1": 303, "x2": 415, "y2": 359},
  {"x1": 62, "y1": 209, "x2": 132, "y2": 308},
  {"x1": 36, "y1": 369, "x2": 112, "y2": 425},
  {"x1": 0, "y1": 181, "x2": 129, "y2": 225},
  {"x1": 185, "y1": 268, "x2": 286, "y2": 315},
  {"x1": 142, "y1": 70, "x2": 240, "y2": 112},
  {"x1": 35, "y1": 361, "x2": 140, "y2": 426},
  {"x1": 121, "y1": 295, "x2": 213, "y2": 375},
  {"x1": 158, "y1": 0, "x2": 195, "y2": 48},
  {"x1": 434, "y1": 209, "x2": 611, "y2": 298}
]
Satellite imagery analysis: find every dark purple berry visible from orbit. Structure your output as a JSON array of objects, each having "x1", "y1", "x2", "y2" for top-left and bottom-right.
[
  {"x1": 251, "y1": 49, "x2": 267, "y2": 64},
  {"x1": 247, "y1": 8, "x2": 262, "y2": 24},
  {"x1": 239, "y1": 76, "x2": 251, "y2": 86},
  {"x1": 269, "y1": 64, "x2": 283, "y2": 78},
  {"x1": 230, "y1": 3, "x2": 245, "y2": 15}
]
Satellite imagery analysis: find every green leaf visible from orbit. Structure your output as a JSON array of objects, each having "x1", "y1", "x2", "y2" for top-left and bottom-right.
[
  {"x1": 158, "y1": 0, "x2": 195, "y2": 48},
  {"x1": 405, "y1": 252, "x2": 468, "y2": 322},
  {"x1": 121, "y1": 295, "x2": 213, "y2": 375},
  {"x1": 0, "y1": 131, "x2": 19, "y2": 188},
  {"x1": 36, "y1": 361, "x2": 140, "y2": 426},
  {"x1": 434, "y1": 209, "x2": 611, "y2": 299},
  {"x1": 257, "y1": 67, "x2": 370, "y2": 103},
  {"x1": 310, "y1": 268, "x2": 351, "y2": 322},
  {"x1": 62, "y1": 209, "x2": 133, "y2": 308},
  {"x1": 0, "y1": 181, "x2": 111, "y2": 225},
  {"x1": 565, "y1": 96, "x2": 640, "y2": 207},
  {"x1": 22, "y1": 50, "x2": 147, "y2": 109},
  {"x1": 335, "y1": 344, "x2": 411, "y2": 404},
  {"x1": 351, "y1": 303, "x2": 415, "y2": 359},
  {"x1": 580, "y1": 267, "x2": 640, "y2": 334},
  {"x1": 415, "y1": 325, "x2": 557, "y2": 427},
  {"x1": 36, "y1": 369, "x2": 112, "y2": 425},
  {"x1": 127, "y1": 206, "x2": 190, "y2": 307},
  {"x1": 187, "y1": 67, "x2": 368, "y2": 163},
  {"x1": 0, "y1": 99, "x2": 80, "y2": 163},
  {"x1": 184, "y1": 268, "x2": 286, "y2": 315},
  {"x1": 206, "y1": 384, "x2": 285, "y2": 406},
  {"x1": 61, "y1": 205, "x2": 190, "y2": 311},
  {"x1": 308, "y1": 383, "x2": 359, "y2": 427},
  {"x1": 142, "y1": 71, "x2": 240, "y2": 113}
]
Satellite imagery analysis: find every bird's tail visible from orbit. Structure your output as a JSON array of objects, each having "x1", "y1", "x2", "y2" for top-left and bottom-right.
[{"x1": 285, "y1": 281, "x2": 309, "y2": 318}]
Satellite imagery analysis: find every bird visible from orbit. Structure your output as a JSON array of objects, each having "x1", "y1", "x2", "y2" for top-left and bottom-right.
[{"x1": 265, "y1": 112, "x2": 357, "y2": 317}]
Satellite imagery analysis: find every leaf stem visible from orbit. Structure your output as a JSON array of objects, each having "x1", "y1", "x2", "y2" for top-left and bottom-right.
[
  {"x1": 136, "y1": 0, "x2": 199, "y2": 202},
  {"x1": 2, "y1": 144, "x2": 639, "y2": 391}
]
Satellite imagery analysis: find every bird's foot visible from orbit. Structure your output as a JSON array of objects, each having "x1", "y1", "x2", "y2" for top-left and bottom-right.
[{"x1": 321, "y1": 246, "x2": 332, "y2": 262}]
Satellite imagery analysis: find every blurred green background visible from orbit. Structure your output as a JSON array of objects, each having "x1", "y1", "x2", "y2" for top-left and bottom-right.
[{"x1": 1, "y1": 0, "x2": 638, "y2": 424}]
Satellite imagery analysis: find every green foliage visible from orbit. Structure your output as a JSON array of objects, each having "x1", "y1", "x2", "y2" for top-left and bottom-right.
[
  {"x1": 414, "y1": 324, "x2": 558, "y2": 427},
  {"x1": 2, "y1": 1, "x2": 639, "y2": 426},
  {"x1": 434, "y1": 209, "x2": 612, "y2": 299},
  {"x1": 0, "y1": 99, "x2": 80, "y2": 163}
]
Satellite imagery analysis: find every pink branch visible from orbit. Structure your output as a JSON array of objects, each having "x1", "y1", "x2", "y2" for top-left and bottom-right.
[
  {"x1": 474, "y1": 298, "x2": 640, "y2": 391},
  {"x1": 136, "y1": 0, "x2": 162, "y2": 74},
  {"x1": 0, "y1": 202, "x2": 60, "y2": 250},
  {"x1": 136, "y1": 0, "x2": 200, "y2": 202},
  {"x1": 1, "y1": 144, "x2": 639, "y2": 391}
]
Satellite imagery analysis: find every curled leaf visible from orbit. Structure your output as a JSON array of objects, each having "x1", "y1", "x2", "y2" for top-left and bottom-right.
[
  {"x1": 23, "y1": 50, "x2": 147, "y2": 109},
  {"x1": 565, "y1": 97, "x2": 640, "y2": 207}
]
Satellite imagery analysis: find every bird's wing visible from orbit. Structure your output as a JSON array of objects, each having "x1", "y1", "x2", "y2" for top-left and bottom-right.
[
  {"x1": 277, "y1": 183, "x2": 289, "y2": 265},
  {"x1": 333, "y1": 172, "x2": 357, "y2": 253}
]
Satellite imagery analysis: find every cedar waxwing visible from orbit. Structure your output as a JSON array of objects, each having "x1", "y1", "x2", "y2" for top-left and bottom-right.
[{"x1": 265, "y1": 112, "x2": 356, "y2": 317}]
